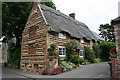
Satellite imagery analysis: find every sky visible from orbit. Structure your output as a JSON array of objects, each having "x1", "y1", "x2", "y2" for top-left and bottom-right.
[{"x1": 52, "y1": 0, "x2": 120, "y2": 34}]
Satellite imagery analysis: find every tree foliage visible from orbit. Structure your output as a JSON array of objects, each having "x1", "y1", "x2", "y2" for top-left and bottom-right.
[
  {"x1": 41, "y1": 2, "x2": 56, "y2": 10},
  {"x1": 99, "y1": 24, "x2": 115, "y2": 42},
  {"x1": 2, "y1": 2, "x2": 33, "y2": 48}
]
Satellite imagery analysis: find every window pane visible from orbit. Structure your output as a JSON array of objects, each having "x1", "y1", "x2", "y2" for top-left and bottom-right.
[
  {"x1": 80, "y1": 51, "x2": 84, "y2": 56},
  {"x1": 59, "y1": 51, "x2": 62, "y2": 55}
]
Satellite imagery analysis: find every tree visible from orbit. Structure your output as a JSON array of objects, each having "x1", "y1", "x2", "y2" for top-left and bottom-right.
[
  {"x1": 99, "y1": 24, "x2": 115, "y2": 42},
  {"x1": 2, "y1": 2, "x2": 56, "y2": 48},
  {"x1": 41, "y1": 2, "x2": 56, "y2": 10},
  {"x1": 2, "y1": 2, "x2": 33, "y2": 48}
]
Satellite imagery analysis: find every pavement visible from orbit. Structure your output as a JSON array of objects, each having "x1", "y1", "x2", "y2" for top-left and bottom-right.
[{"x1": 2, "y1": 62, "x2": 111, "y2": 79}]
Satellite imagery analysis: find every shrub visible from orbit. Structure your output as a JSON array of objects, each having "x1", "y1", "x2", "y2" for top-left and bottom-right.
[
  {"x1": 49, "y1": 67, "x2": 64, "y2": 75},
  {"x1": 47, "y1": 44, "x2": 58, "y2": 58},
  {"x1": 8, "y1": 46, "x2": 21, "y2": 67},
  {"x1": 67, "y1": 62, "x2": 76, "y2": 68},
  {"x1": 79, "y1": 59, "x2": 84, "y2": 65},
  {"x1": 69, "y1": 54, "x2": 80, "y2": 65},
  {"x1": 61, "y1": 61, "x2": 73, "y2": 72},
  {"x1": 99, "y1": 41, "x2": 116, "y2": 61},
  {"x1": 92, "y1": 43, "x2": 101, "y2": 58},
  {"x1": 65, "y1": 40, "x2": 77, "y2": 61},
  {"x1": 41, "y1": 69, "x2": 49, "y2": 75},
  {"x1": 93, "y1": 58, "x2": 101, "y2": 63},
  {"x1": 84, "y1": 46, "x2": 95, "y2": 63}
]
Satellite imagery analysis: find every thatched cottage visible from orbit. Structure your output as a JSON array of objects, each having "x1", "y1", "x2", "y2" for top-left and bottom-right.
[{"x1": 20, "y1": 2, "x2": 100, "y2": 72}]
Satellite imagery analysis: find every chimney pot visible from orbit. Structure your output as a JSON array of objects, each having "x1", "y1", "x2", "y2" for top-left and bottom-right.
[{"x1": 69, "y1": 13, "x2": 75, "y2": 20}]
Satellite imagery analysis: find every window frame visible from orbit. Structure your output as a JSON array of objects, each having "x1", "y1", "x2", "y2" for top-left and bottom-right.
[
  {"x1": 81, "y1": 39, "x2": 84, "y2": 43},
  {"x1": 80, "y1": 50, "x2": 84, "y2": 57},
  {"x1": 59, "y1": 33, "x2": 66, "y2": 39},
  {"x1": 58, "y1": 46, "x2": 66, "y2": 57}
]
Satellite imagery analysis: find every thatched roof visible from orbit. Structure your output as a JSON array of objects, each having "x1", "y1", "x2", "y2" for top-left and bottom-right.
[{"x1": 40, "y1": 4, "x2": 99, "y2": 41}]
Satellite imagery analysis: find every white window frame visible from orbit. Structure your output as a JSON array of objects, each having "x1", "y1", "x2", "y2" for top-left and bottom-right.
[
  {"x1": 81, "y1": 39, "x2": 84, "y2": 43},
  {"x1": 58, "y1": 46, "x2": 66, "y2": 57},
  {"x1": 59, "y1": 33, "x2": 66, "y2": 39},
  {"x1": 80, "y1": 50, "x2": 84, "y2": 57}
]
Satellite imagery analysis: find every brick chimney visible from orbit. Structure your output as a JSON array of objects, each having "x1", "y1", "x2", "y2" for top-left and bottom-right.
[
  {"x1": 33, "y1": 0, "x2": 40, "y2": 10},
  {"x1": 69, "y1": 13, "x2": 75, "y2": 20}
]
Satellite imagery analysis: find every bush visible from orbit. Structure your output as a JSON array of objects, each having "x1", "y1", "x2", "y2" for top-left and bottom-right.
[
  {"x1": 93, "y1": 58, "x2": 101, "y2": 63},
  {"x1": 84, "y1": 46, "x2": 95, "y2": 63},
  {"x1": 69, "y1": 54, "x2": 80, "y2": 65},
  {"x1": 65, "y1": 40, "x2": 77, "y2": 61},
  {"x1": 41, "y1": 69, "x2": 49, "y2": 75},
  {"x1": 8, "y1": 46, "x2": 21, "y2": 67},
  {"x1": 47, "y1": 44, "x2": 58, "y2": 58},
  {"x1": 67, "y1": 62, "x2": 77, "y2": 68},
  {"x1": 61, "y1": 61, "x2": 73, "y2": 72},
  {"x1": 92, "y1": 43, "x2": 101, "y2": 58},
  {"x1": 49, "y1": 67, "x2": 63, "y2": 75},
  {"x1": 99, "y1": 41, "x2": 116, "y2": 61}
]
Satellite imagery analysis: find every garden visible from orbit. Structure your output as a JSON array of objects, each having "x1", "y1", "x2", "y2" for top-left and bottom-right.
[{"x1": 41, "y1": 40, "x2": 116, "y2": 75}]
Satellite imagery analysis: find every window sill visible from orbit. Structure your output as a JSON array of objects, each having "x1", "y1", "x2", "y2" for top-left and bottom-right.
[{"x1": 59, "y1": 55, "x2": 66, "y2": 57}]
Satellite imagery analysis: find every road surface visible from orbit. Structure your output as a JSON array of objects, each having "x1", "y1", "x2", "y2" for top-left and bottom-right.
[{"x1": 2, "y1": 62, "x2": 111, "y2": 79}]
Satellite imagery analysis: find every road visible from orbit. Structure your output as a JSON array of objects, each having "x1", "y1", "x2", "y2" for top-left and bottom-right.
[{"x1": 2, "y1": 62, "x2": 111, "y2": 79}]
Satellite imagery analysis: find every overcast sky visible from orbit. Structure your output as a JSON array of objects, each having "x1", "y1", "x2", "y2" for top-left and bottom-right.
[{"x1": 52, "y1": 0, "x2": 120, "y2": 34}]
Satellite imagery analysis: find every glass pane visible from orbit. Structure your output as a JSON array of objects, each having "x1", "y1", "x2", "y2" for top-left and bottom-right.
[
  {"x1": 80, "y1": 51, "x2": 83, "y2": 56},
  {"x1": 59, "y1": 52, "x2": 62, "y2": 55}
]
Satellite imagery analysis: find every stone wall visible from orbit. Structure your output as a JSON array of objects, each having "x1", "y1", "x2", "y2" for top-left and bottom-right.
[
  {"x1": 114, "y1": 24, "x2": 120, "y2": 78},
  {"x1": 47, "y1": 32, "x2": 94, "y2": 60},
  {"x1": 21, "y1": 5, "x2": 49, "y2": 73}
]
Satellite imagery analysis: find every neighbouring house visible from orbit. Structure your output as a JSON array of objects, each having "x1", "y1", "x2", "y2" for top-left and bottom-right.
[
  {"x1": 20, "y1": 2, "x2": 100, "y2": 72},
  {"x1": 92, "y1": 31, "x2": 104, "y2": 41},
  {"x1": 0, "y1": 43, "x2": 8, "y2": 64}
]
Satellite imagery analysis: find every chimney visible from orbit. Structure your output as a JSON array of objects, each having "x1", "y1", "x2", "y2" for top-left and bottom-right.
[
  {"x1": 33, "y1": 0, "x2": 40, "y2": 10},
  {"x1": 69, "y1": 13, "x2": 75, "y2": 20},
  {"x1": 118, "y1": 1, "x2": 120, "y2": 16}
]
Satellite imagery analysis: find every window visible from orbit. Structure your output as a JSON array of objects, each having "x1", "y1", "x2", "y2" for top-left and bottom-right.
[
  {"x1": 34, "y1": 64, "x2": 38, "y2": 69},
  {"x1": 80, "y1": 50, "x2": 84, "y2": 57},
  {"x1": 29, "y1": 27, "x2": 37, "y2": 37},
  {"x1": 59, "y1": 33, "x2": 66, "y2": 39},
  {"x1": 81, "y1": 39, "x2": 84, "y2": 43},
  {"x1": 28, "y1": 44, "x2": 36, "y2": 54},
  {"x1": 58, "y1": 46, "x2": 66, "y2": 57}
]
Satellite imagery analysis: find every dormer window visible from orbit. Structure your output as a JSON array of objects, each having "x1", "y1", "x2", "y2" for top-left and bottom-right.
[
  {"x1": 59, "y1": 33, "x2": 66, "y2": 39},
  {"x1": 81, "y1": 39, "x2": 84, "y2": 43}
]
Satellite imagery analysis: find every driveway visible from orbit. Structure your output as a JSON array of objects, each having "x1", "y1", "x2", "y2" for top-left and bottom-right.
[{"x1": 2, "y1": 62, "x2": 111, "y2": 79}]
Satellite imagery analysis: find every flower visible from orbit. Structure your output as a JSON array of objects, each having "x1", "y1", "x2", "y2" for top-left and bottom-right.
[
  {"x1": 73, "y1": 49, "x2": 76, "y2": 52},
  {"x1": 110, "y1": 48, "x2": 115, "y2": 51}
]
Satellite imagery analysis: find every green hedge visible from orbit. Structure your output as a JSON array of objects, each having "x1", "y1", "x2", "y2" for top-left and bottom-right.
[{"x1": 99, "y1": 41, "x2": 116, "y2": 61}]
